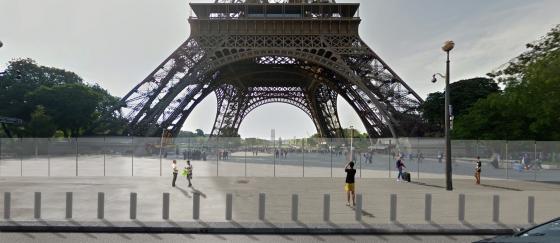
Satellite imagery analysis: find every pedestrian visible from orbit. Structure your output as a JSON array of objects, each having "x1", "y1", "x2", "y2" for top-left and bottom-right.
[
  {"x1": 396, "y1": 156, "x2": 406, "y2": 182},
  {"x1": 171, "y1": 160, "x2": 178, "y2": 187},
  {"x1": 344, "y1": 161, "x2": 357, "y2": 206},
  {"x1": 182, "y1": 160, "x2": 193, "y2": 187},
  {"x1": 475, "y1": 156, "x2": 482, "y2": 185}
]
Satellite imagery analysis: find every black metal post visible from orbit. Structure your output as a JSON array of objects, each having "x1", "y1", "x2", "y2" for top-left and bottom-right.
[{"x1": 445, "y1": 51, "x2": 453, "y2": 191}]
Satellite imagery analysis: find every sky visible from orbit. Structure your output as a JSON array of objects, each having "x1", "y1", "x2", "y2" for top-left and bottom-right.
[{"x1": 1, "y1": 0, "x2": 559, "y2": 139}]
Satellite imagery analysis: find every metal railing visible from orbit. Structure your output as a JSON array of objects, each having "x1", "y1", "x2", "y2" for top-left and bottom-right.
[{"x1": 0, "y1": 137, "x2": 559, "y2": 181}]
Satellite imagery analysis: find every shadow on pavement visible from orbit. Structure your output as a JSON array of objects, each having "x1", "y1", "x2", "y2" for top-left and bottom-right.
[
  {"x1": 479, "y1": 184, "x2": 522, "y2": 191},
  {"x1": 67, "y1": 220, "x2": 97, "y2": 239},
  {"x1": 100, "y1": 219, "x2": 132, "y2": 240},
  {"x1": 429, "y1": 220, "x2": 457, "y2": 241},
  {"x1": 410, "y1": 181, "x2": 446, "y2": 189},
  {"x1": 392, "y1": 221, "x2": 422, "y2": 241},
  {"x1": 166, "y1": 221, "x2": 195, "y2": 239},
  {"x1": 175, "y1": 186, "x2": 193, "y2": 198}
]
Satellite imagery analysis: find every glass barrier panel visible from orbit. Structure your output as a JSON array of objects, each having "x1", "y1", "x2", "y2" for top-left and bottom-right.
[
  {"x1": 275, "y1": 137, "x2": 302, "y2": 177},
  {"x1": 76, "y1": 137, "x2": 105, "y2": 176},
  {"x1": 417, "y1": 137, "x2": 445, "y2": 180},
  {"x1": 506, "y1": 141, "x2": 536, "y2": 181},
  {"x1": 216, "y1": 137, "x2": 245, "y2": 177},
  {"x1": 0, "y1": 138, "x2": 22, "y2": 176},
  {"x1": 48, "y1": 137, "x2": 78, "y2": 176},
  {"x1": 535, "y1": 141, "x2": 560, "y2": 182},
  {"x1": 104, "y1": 137, "x2": 133, "y2": 176},
  {"x1": 132, "y1": 137, "x2": 162, "y2": 176}
]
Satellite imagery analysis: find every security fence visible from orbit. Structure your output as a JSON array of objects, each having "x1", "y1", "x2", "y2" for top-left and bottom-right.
[{"x1": 0, "y1": 137, "x2": 559, "y2": 181}]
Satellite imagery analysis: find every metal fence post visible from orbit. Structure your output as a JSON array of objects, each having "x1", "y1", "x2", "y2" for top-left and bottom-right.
[
  {"x1": 390, "y1": 194, "x2": 397, "y2": 222},
  {"x1": 98, "y1": 192, "x2": 105, "y2": 219},
  {"x1": 75, "y1": 137, "x2": 79, "y2": 176},
  {"x1": 355, "y1": 194, "x2": 363, "y2": 221},
  {"x1": 291, "y1": 194, "x2": 298, "y2": 221},
  {"x1": 193, "y1": 192, "x2": 200, "y2": 220},
  {"x1": 4, "y1": 192, "x2": 10, "y2": 219},
  {"x1": 103, "y1": 136, "x2": 106, "y2": 177},
  {"x1": 20, "y1": 137, "x2": 23, "y2": 176},
  {"x1": 323, "y1": 194, "x2": 330, "y2": 222},
  {"x1": 47, "y1": 138, "x2": 51, "y2": 177},
  {"x1": 302, "y1": 140, "x2": 305, "y2": 177},
  {"x1": 505, "y1": 141, "x2": 509, "y2": 179},
  {"x1": 528, "y1": 196, "x2": 535, "y2": 224},
  {"x1": 131, "y1": 136, "x2": 134, "y2": 177},
  {"x1": 493, "y1": 195, "x2": 500, "y2": 223},
  {"x1": 162, "y1": 192, "x2": 170, "y2": 220},
  {"x1": 388, "y1": 140, "x2": 392, "y2": 178},
  {"x1": 425, "y1": 194, "x2": 432, "y2": 222},
  {"x1": 130, "y1": 193, "x2": 137, "y2": 220},
  {"x1": 66, "y1": 192, "x2": 73, "y2": 219},
  {"x1": 330, "y1": 138, "x2": 333, "y2": 178},
  {"x1": 226, "y1": 193, "x2": 233, "y2": 221},
  {"x1": 34, "y1": 192, "x2": 41, "y2": 219},
  {"x1": 458, "y1": 194, "x2": 465, "y2": 222},
  {"x1": 534, "y1": 141, "x2": 537, "y2": 181},
  {"x1": 258, "y1": 193, "x2": 266, "y2": 220}
]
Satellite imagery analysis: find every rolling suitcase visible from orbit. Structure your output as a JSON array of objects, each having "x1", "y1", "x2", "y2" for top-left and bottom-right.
[{"x1": 403, "y1": 172, "x2": 411, "y2": 182}]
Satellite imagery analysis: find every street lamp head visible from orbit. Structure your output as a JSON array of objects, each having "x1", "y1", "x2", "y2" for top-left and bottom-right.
[
  {"x1": 442, "y1": 40, "x2": 455, "y2": 52},
  {"x1": 431, "y1": 74, "x2": 438, "y2": 83},
  {"x1": 0, "y1": 40, "x2": 3, "y2": 48}
]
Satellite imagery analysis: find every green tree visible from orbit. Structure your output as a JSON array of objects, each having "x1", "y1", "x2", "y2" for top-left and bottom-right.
[
  {"x1": 25, "y1": 106, "x2": 57, "y2": 137},
  {"x1": 421, "y1": 77, "x2": 500, "y2": 134},
  {"x1": 26, "y1": 83, "x2": 103, "y2": 137},
  {"x1": 454, "y1": 39, "x2": 560, "y2": 140},
  {"x1": 195, "y1": 129, "x2": 205, "y2": 137}
]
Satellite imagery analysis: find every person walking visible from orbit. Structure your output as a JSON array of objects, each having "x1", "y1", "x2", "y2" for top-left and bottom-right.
[
  {"x1": 183, "y1": 160, "x2": 193, "y2": 187},
  {"x1": 171, "y1": 160, "x2": 178, "y2": 187},
  {"x1": 344, "y1": 161, "x2": 357, "y2": 206},
  {"x1": 475, "y1": 156, "x2": 482, "y2": 185},
  {"x1": 396, "y1": 156, "x2": 406, "y2": 182}
]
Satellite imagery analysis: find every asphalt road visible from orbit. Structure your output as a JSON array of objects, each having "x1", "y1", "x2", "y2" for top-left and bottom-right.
[{"x1": 0, "y1": 233, "x2": 493, "y2": 243}]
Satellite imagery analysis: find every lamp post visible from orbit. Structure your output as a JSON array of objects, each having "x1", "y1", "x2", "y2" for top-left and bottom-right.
[
  {"x1": 442, "y1": 40, "x2": 454, "y2": 191},
  {"x1": 432, "y1": 41, "x2": 455, "y2": 190},
  {"x1": 349, "y1": 126, "x2": 354, "y2": 162}
]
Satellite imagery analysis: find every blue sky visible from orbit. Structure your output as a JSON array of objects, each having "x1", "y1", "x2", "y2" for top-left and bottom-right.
[{"x1": 1, "y1": 0, "x2": 559, "y2": 138}]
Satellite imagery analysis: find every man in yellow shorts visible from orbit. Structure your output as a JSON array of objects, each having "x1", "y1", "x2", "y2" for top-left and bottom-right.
[{"x1": 344, "y1": 161, "x2": 357, "y2": 206}]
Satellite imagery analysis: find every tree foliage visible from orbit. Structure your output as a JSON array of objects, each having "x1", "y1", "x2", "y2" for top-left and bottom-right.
[
  {"x1": 421, "y1": 77, "x2": 500, "y2": 135},
  {"x1": 0, "y1": 58, "x2": 122, "y2": 137},
  {"x1": 454, "y1": 25, "x2": 560, "y2": 140}
]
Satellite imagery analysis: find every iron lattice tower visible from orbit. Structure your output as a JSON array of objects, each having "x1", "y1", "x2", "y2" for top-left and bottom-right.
[{"x1": 112, "y1": 0, "x2": 424, "y2": 138}]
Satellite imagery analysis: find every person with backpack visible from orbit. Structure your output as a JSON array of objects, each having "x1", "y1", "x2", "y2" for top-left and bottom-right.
[
  {"x1": 181, "y1": 160, "x2": 193, "y2": 187},
  {"x1": 344, "y1": 161, "x2": 357, "y2": 206},
  {"x1": 396, "y1": 156, "x2": 406, "y2": 182}
]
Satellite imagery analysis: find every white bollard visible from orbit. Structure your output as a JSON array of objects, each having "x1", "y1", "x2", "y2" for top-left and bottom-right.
[
  {"x1": 355, "y1": 194, "x2": 363, "y2": 221},
  {"x1": 425, "y1": 194, "x2": 432, "y2": 222}
]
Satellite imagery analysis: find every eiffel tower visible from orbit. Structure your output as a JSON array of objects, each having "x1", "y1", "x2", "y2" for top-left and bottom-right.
[{"x1": 111, "y1": 0, "x2": 424, "y2": 138}]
